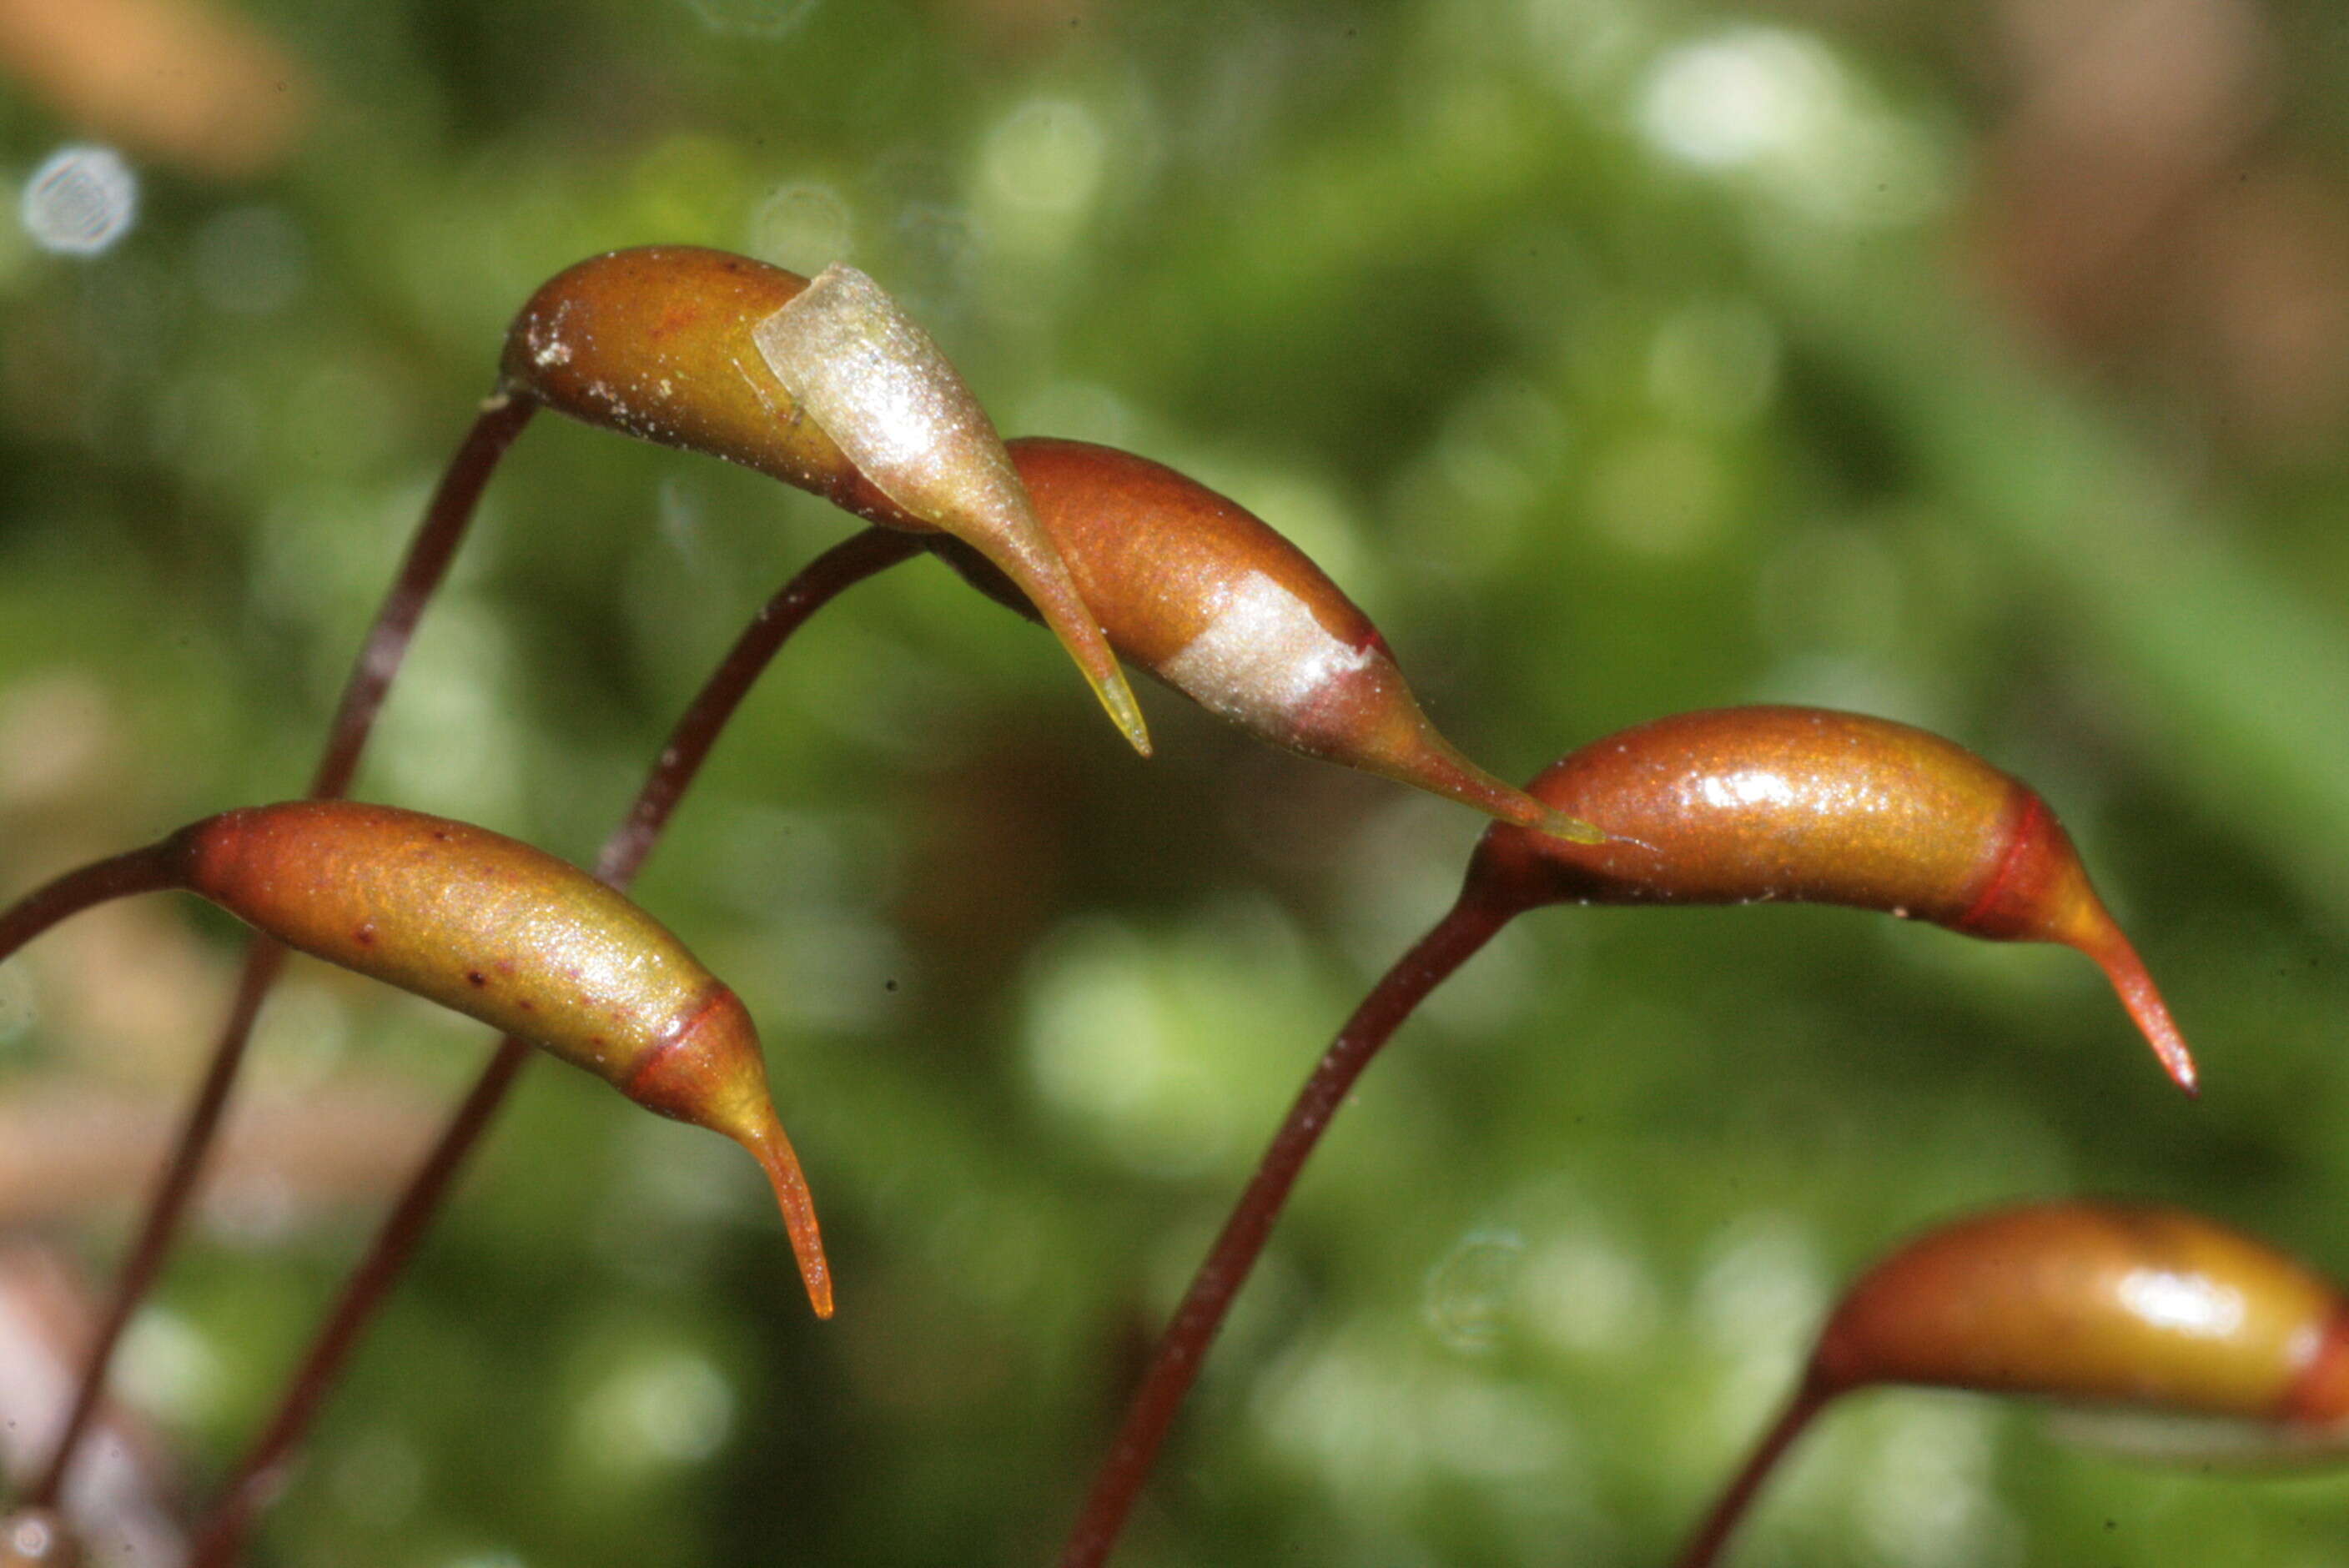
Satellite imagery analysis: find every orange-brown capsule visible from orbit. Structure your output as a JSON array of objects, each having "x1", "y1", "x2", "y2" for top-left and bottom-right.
[
  {"x1": 0, "y1": 802, "x2": 831, "y2": 1317},
  {"x1": 1812, "y1": 1203, "x2": 2349, "y2": 1425},
  {"x1": 1462, "y1": 706, "x2": 2195, "y2": 1091},
  {"x1": 496, "y1": 245, "x2": 1148, "y2": 757},
  {"x1": 932, "y1": 437, "x2": 1602, "y2": 843},
  {"x1": 1677, "y1": 1204, "x2": 2349, "y2": 1567}
]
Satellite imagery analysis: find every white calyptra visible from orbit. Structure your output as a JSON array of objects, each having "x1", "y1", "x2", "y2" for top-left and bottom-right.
[
  {"x1": 752, "y1": 266, "x2": 1016, "y2": 517},
  {"x1": 752, "y1": 266, "x2": 1149, "y2": 754}
]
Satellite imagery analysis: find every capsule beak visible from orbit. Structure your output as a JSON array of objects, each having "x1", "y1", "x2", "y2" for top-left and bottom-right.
[
  {"x1": 977, "y1": 534, "x2": 1153, "y2": 757},
  {"x1": 1344, "y1": 707, "x2": 1606, "y2": 843},
  {"x1": 2078, "y1": 926, "x2": 2200, "y2": 1097},
  {"x1": 1534, "y1": 805, "x2": 1607, "y2": 847},
  {"x1": 1465, "y1": 786, "x2": 1607, "y2": 847},
  {"x1": 744, "y1": 1122, "x2": 834, "y2": 1319},
  {"x1": 623, "y1": 990, "x2": 838, "y2": 1318}
]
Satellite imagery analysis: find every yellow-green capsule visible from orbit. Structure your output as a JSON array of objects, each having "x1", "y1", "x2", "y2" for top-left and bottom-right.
[
  {"x1": 1677, "y1": 1203, "x2": 2349, "y2": 1567},
  {"x1": 0, "y1": 801, "x2": 831, "y2": 1316},
  {"x1": 1811, "y1": 1202, "x2": 2349, "y2": 1425}
]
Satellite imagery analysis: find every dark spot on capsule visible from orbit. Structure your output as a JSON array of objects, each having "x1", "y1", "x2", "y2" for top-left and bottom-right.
[
  {"x1": 517, "y1": 999, "x2": 536, "y2": 1012},
  {"x1": 466, "y1": 971, "x2": 488, "y2": 988},
  {"x1": 353, "y1": 926, "x2": 376, "y2": 947},
  {"x1": 432, "y1": 831, "x2": 450, "y2": 842}
]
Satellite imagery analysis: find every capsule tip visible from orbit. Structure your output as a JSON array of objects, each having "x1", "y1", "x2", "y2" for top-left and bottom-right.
[
  {"x1": 981, "y1": 529, "x2": 1152, "y2": 756},
  {"x1": 1093, "y1": 661, "x2": 1154, "y2": 757},
  {"x1": 1492, "y1": 785, "x2": 1606, "y2": 846},
  {"x1": 745, "y1": 1123, "x2": 835, "y2": 1319},
  {"x1": 1537, "y1": 805, "x2": 1607, "y2": 846},
  {"x1": 1014, "y1": 555, "x2": 1149, "y2": 756},
  {"x1": 1374, "y1": 725, "x2": 1601, "y2": 842},
  {"x1": 2170, "y1": 1053, "x2": 2201, "y2": 1100},
  {"x1": 2085, "y1": 928, "x2": 2201, "y2": 1097}
]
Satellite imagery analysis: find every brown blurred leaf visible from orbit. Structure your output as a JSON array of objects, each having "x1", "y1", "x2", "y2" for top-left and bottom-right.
[{"x1": 0, "y1": 0, "x2": 310, "y2": 178}]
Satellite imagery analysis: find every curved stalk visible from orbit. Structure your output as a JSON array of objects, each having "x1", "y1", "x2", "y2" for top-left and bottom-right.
[
  {"x1": 1057, "y1": 891, "x2": 1510, "y2": 1568},
  {"x1": 26, "y1": 394, "x2": 538, "y2": 1511},
  {"x1": 184, "y1": 525, "x2": 921, "y2": 1567},
  {"x1": 0, "y1": 846, "x2": 182, "y2": 966},
  {"x1": 1672, "y1": 1382, "x2": 1831, "y2": 1568}
]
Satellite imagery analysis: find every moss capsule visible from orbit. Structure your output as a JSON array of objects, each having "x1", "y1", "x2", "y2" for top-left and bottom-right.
[
  {"x1": 0, "y1": 802, "x2": 831, "y2": 1317},
  {"x1": 1677, "y1": 1204, "x2": 2349, "y2": 1567},
  {"x1": 933, "y1": 437, "x2": 1602, "y2": 843},
  {"x1": 497, "y1": 245, "x2": 1146, "y2": 758},
  {"x1": 1463, "y1": 706, "x2": 2196, "y2": 1091},
  {"x1": 1813, "y1": 1203, "x2": 2349, "y2": 1423}
]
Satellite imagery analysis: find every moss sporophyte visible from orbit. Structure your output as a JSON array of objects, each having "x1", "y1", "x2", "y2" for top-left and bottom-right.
[{"x1": 0, "y1": 242, "x2": 2261, "y2": 1568}]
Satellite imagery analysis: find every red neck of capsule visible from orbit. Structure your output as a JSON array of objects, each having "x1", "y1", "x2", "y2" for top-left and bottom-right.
[
  {"x1": 2284, "y1": 1305, "x2": 2349, "y2": 1426},
  {"x1": 1953, "y1": 790, "x2": 2199, "y2": 1095},
  {"x1": 1455, "y1": 823, "x2": 1558, "y2": 927},
  {"x1": 1953, "y1": 790, "x2": 2050, "y2": 937}
]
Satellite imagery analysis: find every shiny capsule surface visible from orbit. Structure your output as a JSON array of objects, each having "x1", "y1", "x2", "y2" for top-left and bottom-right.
[
  {"x1": 172, "y1": 802, "x2": 729, "y2": 1085},
  {"x1": 1813, "y1": 1203, "x2": 2349, "y2": 1425},
  {"x1": 500, "y1": 246, "x2": 844, "y2": 496},
  {"x1": 1469, "y1": 706, "x2": 2060, "y2": 923},
  {"x1": 165, "y1": 801, "x2": 831, "y2": 1314},
  {"x1": 1461, "y1": 706, "x2": 2195, "y2": 1089},
  {"x1": 1675, "y1": 1204, "x2": 2349, "y2": 1568}
]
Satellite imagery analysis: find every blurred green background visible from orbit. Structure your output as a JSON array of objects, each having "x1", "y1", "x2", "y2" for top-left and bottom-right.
[{"x1": 2, "y1": 0, "x2": 2347, "y2": 1563}]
